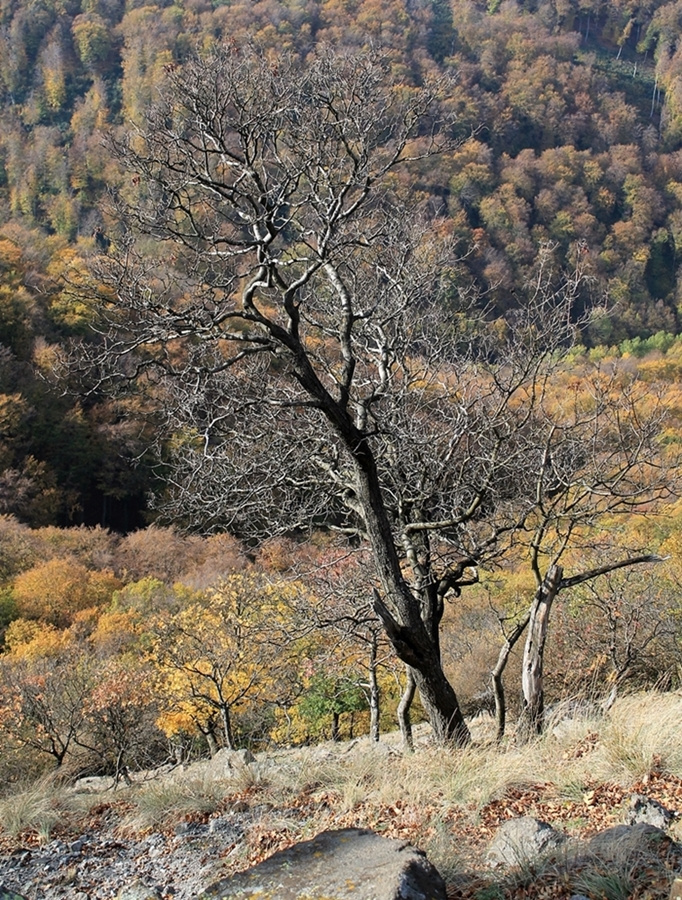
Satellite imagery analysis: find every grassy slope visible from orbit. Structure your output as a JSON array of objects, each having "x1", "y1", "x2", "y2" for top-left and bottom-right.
[{"x1": 3, "y1": 692, "x2": 682, "y2": 899}]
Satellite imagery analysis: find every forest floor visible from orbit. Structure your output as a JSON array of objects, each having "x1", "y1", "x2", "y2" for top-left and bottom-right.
[{"x1": 2, "y1": 693, "x2": 682, "y2": 899}]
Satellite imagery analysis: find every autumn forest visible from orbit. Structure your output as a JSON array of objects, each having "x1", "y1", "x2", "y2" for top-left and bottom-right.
[{"x1": 4, "y1": 0, "x2": 682, "y2": 779}]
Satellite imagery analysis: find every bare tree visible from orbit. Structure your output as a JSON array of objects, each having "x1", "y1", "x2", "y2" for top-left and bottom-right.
[
  {"x1": 487, "y1": 365, "x2": 675, "y2": 741},
  {"x1": 549, "y1": 564, "x2": 682, "y2": 705},
  {"x1": 73, "y1": 45, "x2": 669, "y2": 746}
]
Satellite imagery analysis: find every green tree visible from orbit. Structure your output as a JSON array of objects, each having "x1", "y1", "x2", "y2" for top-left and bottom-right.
[{"x1": 299, "y1": 672, "x2": 368, "y2": 741}]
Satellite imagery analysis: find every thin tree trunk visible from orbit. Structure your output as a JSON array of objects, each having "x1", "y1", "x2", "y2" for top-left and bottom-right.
[
  {"x1": 331, "y1": 710, "x2": 340, "y2": 742},
  {"x1": 492, "y1": 611, "x2": 530, "y2": 742},
  {"x1": 397, "y1": 665, "x2": 416, "y2": 751},
  {"x1": 220, "y1": 704, "x2": 235, "y2": 751},
  {"x1": 114, "y1": 749, "x2": 132, "y2": 785},
  {"x1": 369, "y1": 635, "x2": 380, "y2": 742},
  {"x1": 517, "y1": 565, "x2": 563, "y2": 742},
  {"x1": 201, "y1": 719, "x2": 220, "y2": 757}
]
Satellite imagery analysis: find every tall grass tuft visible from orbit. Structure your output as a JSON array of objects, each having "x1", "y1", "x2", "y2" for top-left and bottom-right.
[
  {"x1": 121, "y1": 771, "x2": 228, "y2": 831},
  {"x1": 0, "y1": 776, "x2": 73, "y2": 841}
]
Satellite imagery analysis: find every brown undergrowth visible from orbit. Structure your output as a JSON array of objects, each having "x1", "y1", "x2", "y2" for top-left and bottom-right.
[{"x1": 3, "y1": 692, "x2": 682, "y2": 899}]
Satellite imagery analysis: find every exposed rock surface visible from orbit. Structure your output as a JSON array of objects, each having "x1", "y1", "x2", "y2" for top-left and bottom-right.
[
  {"x1": 587, "y1": 822, "x2": 679, "y2": 859},
  {"x1": 486, "y1": 816, "x2": 567, "y2": 869},
  {"x1": 626, "y1": 793, "x2": 676, "y2": 829},
  {"x1": 198, "y1": 828, "x2": 446, "y2": 900},
  {"x1": 0, "y1": 819, "x2": 242, "y2": 899}
]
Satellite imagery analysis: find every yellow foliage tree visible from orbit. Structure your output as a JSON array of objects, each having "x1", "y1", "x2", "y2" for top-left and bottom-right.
[
  {"x1": 12, "y1": 557, "x2": 121, "y2": 627},
  {"x1": 151, "y1": 572, "x2": 310, "y2": 752}
]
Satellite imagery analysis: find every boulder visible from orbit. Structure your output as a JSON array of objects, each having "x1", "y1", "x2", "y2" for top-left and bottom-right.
[
  {"x1": 206, "y1": 748, "x2": 255, "y2": 778},
  {"x1": 486, "y1": 817, "x2": 566, "y2": 869},
  {"x1": 197, "y1": 827, "x2": 446, "y2": 900},
  {"x1": 626, "y1": 794, "x2": 675, "y2": 830},
  {"x1": 587, "y1": 823, "x2": 679, "y2": 860}
]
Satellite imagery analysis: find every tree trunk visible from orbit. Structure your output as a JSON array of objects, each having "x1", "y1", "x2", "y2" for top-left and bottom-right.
[
  {"x1": 398, "y1": 665, "x2": 416, "y2": 752},
  {"x1": 331, "y1": 710, "x2": 340, "y2": 742},
  {"x1": 220, "y1": 704, "x2": 235, "y2": 751},
  {"x1": 492, "y1": 612, "x2": 530, "y2": 742},
  {"x1": 412, "y1": 660, "x2": 470, "y2": 745},
  {"x1": 200, "y1": 718, "x2": 220, "y2": 757},
  {"x1": 517, "y1": 565, "x2": 563, "y2": 742},
  {"x1": 310, "y1": 381, "x2": 471, "y2": 746},
  {"x1": 368, "y1": 635, "x2": 380, "y2": 742}
]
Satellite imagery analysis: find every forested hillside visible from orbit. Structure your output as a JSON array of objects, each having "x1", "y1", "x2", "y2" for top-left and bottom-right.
[
  {"x1": 3, "y1": 0, "x2": 682, "y2": 775},
  {"x1": 1, "y1": 0, "x2": 682, "y2": 525}
]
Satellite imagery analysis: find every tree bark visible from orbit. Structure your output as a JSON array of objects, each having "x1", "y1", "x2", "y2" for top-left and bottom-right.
[
  {"x1": 368, "y1": 634, "x2": 380, "y2": 742},
  {"x1": 412, "y1": 660, "x2": 470, "y2": 745},
  {"x1": 220, "y1": 704, "x2": 235, "y2": 751},
  {"x1": 352, "y1": 452, "x2": 470, "y2": 746},
  {"x1": 517, "y1": 564, "x2": 563, "y2": 742},
  {"x1": 331, "y1": 710, "x2": 340, "y2": 742},
  {"x1": 397, "y1": 665, "x2": 416, "y2": 752},
  {"x1": 200, "y1": 719, "x2": 220, "y2": 757},
  {"x1": 492, "y1": 612, "x2": 530, "y2": 741}
]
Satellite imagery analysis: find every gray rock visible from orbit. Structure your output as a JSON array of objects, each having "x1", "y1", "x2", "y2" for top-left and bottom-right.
[
  {"x1": 74, "y1": 774, "x2": 117, "y2": 792},
  {"x1": 486, "y1": 816, "x2": 566, "y2": 869},
  {"x1": 626, "y1": 793, "x2": 675, "y2": 829},
  {"x1": 198, "y1": 827, "x2": 446, "y2": 899},
  {"x1": 116, "y1": 883, "x2": 163, "y2": 900},
  {"x1": 207, "y1": 816, "x2": 245, "y2": 843},
  {"x1": 205, "y1": 748, "x2": 255, "y2": 778},
  {"x1": 587, "y1": 823, "x2": 678, "y2": 860}
]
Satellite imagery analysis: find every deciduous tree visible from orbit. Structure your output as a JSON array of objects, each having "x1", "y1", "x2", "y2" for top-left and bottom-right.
[
  {"x1": 78, "y1": 44, "x2": 671, "y2": 747},
  {"x1": 151, "y1": 573, "x2": 309, "y2": 751}
]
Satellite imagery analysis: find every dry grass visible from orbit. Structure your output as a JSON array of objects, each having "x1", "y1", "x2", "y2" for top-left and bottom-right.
[
  {"x1": 2, "y1": 692, "x2": 682, "y2": 898},
  {"x1": 119, "y1": 772, "x2": 227, "y2": 832},
  {"x1": 0, "y1": 775, "x2": 77, "y2": 842}
]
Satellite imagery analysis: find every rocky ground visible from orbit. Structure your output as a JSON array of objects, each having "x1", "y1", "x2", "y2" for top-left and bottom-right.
[
  {"x1": 3, "y1": 718, "x2": 682, "y2": 900},
  {"x1": 0, "y1": 813, "x2": 245, "y2": 899}
]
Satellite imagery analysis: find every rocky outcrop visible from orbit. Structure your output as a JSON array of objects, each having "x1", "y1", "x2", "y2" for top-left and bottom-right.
[
  {"x1": 626, "y1": 793, "x2": 676, "y2": 830},
  {"x1": 198, "y1": 827, "x2": 447, "y2": 900},
  {"x1": 486, "y1": 817, "x2": 566, "y2": 869},
  {"x1": 587, "y1": 822, "x2": 680, "y2": 860},
  {"x1": 0, "y1": 825, "x2": 232, "y2": 899},
  {"x1": 485, "y1": 815, "x2": 682, "y2": 883}
]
